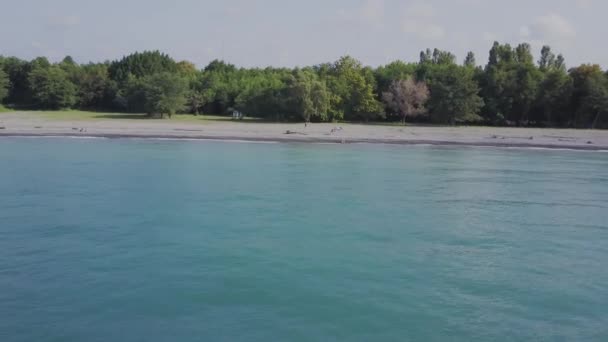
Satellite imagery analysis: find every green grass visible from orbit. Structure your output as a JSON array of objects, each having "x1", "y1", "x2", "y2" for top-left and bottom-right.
[
  {"x1": 0, "y1": 105, "x2": 11, "y2": 113},
  {"x1": 0, "y1": 110, "x2": 265, "y2": 124}
]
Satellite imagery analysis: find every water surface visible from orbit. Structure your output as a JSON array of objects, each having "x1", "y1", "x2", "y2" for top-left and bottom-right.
[{"x1": 1, "y1": 138, "x2": 607, "y2": 341}]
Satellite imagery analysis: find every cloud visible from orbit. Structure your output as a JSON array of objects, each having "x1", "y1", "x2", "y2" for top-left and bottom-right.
[
  {"x1": 401, "y1": 3, "x2": 445, "y2": 40},
  {"x1": 530, "y1": 13, "x2": 576, "y2": 42},
  {"x1": 360, "y1": 0, "x2": 385, "y2": 23},
  {"x1": 482, "y1": 31, "x2": 499, "y2": 42},
  {"x1": 47, "y1": 14, "x2": 80, "y2": 29},
  {"x1": 575, "y1": 0, "x2": 593, "y2": 9},
  {"x1": 337, "y1": 0, "x2": 385, "y2": 27},
  {"x1": 405, "y1": 2, "x2": 435, "y2": 17},
  {"x1": 403, "y1": 22, "x2": 445, "y2": 40}
]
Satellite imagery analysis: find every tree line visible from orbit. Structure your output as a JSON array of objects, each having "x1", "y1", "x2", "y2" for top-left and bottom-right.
[{"x1": 1, "y1": 42, "x2": 607, "y2": 128}]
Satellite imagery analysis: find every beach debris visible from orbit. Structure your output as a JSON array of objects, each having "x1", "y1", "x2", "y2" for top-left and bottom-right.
[
  {"x1": 284, "y1": 130, "x2": 306, "y2": 135},
  {"x1": 34, "y1": 126, "x2": 42, "y2": 129},
  {"x1": 72, "y1": 128, "x2": 78, "y2": 130},
  {"x1": 330, "y1": 126, "x2": 343, "y2": 134},
  {"x1": 173, "y1": 128, "x2": 203, "y2": 132},
  {"x1": 587, "y1": 141, "x2": 593, "y2": 144},
  {"x1": 543, "y1": 135, "x2": 578, "y2": 140},
  {"x1": 492, "y1": 135, "x2": 537, "y2": 140},
  {"x1": 0, "y1": 127, "x2": 5, "y2": 130}
]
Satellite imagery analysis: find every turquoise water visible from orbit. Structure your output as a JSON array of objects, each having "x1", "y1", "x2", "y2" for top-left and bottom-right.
[{"x1": 1, "y1": 138, "x2": 608, "y2": 341}]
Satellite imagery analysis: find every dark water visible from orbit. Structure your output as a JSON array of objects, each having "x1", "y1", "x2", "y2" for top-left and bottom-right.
[{"x1": 1, "y1": 138, "x2": 607, "y2": 341}]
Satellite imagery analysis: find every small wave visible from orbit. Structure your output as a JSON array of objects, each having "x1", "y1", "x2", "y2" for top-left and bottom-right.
[
  {"x1": 1, "y1": 135, "x2": 109, "y2": 140},
  {"x1": 125, "y1": 137, "x2": 279, "y2": 144}
]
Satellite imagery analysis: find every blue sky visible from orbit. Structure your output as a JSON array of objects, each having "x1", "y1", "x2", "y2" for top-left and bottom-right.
[{"x1": 0, "y1": 0, "x2": 605, "y2": 69}]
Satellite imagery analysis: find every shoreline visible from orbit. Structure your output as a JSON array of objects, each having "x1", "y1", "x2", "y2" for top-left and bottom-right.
[
  {"x1": 2, "y1": 132, "x2": 608, "y2": 151},
  {"x1": 2, "y1": 111, "x2": 608, "y2": 151}
]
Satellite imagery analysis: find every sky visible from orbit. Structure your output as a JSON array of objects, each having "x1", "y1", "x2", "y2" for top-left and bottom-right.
[{"x1": 0, "y1": 0, "x2": 606, "y2": 69}]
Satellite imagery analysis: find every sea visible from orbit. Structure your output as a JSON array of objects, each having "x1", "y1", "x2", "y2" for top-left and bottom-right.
[{"x1": 1, "y1": 138, "x2": 607, "y2": 341}]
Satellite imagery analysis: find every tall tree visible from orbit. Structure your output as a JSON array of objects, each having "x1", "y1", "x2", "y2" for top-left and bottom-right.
[
  {"x1": 374, "y1": 60, "x2": 416, "y2": 93},
  {"x1": 428, "y1": 65, "x2": 484, "y2": 124},
  {"x1": 569, "y1": 65, "x2": 608, "y2": 128},
  {"x1": 538, "y1": 46, "x2": 556, "y2": 71},
  {"x1": 536, "y1": 69, "x2": 572, "y2": 126},
  {"x1": 137, "y1": 72, "x2": 188, "y2": 118},
  {"x1": 432, "y1": 49, "x2": 456, "y2": 65},
  {"x1": 2, "y1": 57, "x2": 33, "y2": 105},
  {"x1": 481, "y1": 42, "x2": 542, "y2": 125},
  {"x1": 515, "y1": 43, "x2": 534, "y2": 65},
  {"x1": 382, "y1": 78, "x2": 430, "y2": 124},
  {"x1": 28, "y1": 65, "x2": 77, "y2": 109},
  {"x1": 325, "y1": 56, "x2": 383, "y2": 121},
  {"x1": 0, "y1": 68, "x2": 9, "y2": 103},
  {"x1": 73, "y1": 63, "x2": 117, "y2": 109},
  {"x1": 286, "y1": 70, "x2": 330, "y2": 123},
  {"x1": 109, "y1": 51, "x2": 177, "y2": 84},
  {"x1": 464, "y1": 52, "x2": 476, "y2": 68}
]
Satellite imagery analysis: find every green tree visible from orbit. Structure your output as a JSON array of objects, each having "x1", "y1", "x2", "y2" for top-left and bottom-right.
[
  {"x1": 569, "y1": 65, "x2": 608, "y2": 128},
  {"x1": 286, "y1": 70, "x2": 330, "y2": 122},
  {"x1": 324, "y1": 56, "x2": 383, "y2": 121},
  {"x1": 428, "y1": 64, "x2": 484, "y2": 124},
  {"x1": 28, "y1": 65, "x2": 77, "y2": 109},
  {"x1": 538, "y1": 46, "x2": 556, "y2": 71},
  {"x1": 1, "y1": 57, "x2": 33, "y2": 105},
  {"x1": 535, "y1": 69, "x2": 572, "y2": 126},
  {"x1": 374, "y1": 60, "x2": 416, "y2": 94},
  {"x1": 432, "y1": 48, "x2": 456, "y2": 65},
  {"x1": 73, "y1": 63, "x2": 117, "y2": 109},
  {"x1": 137, "y1": 72, "x2": 188, "y2": 118},
  {"x1": 0, "y1": 68, "x2": 9, "y2": 103},
  {"x1": 464, "y1": 52, "x2": 476, "y2": 68},
  {"x1": 109, "y1": 51, "x2": 177, "y2": 84},
  {"x1": 199, "y1": 60, "x2": 241, "y2": 114},
  {"x1": 480, "y1": 42, "x2": 542, "y2": 125}
]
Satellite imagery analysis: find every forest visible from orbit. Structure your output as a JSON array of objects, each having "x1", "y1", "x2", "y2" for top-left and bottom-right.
[{"x1": 1, "y1": 42, "x2": 607, "y2": 128}]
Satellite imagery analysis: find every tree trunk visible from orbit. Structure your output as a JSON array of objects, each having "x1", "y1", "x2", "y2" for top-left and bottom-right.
[{"x1": 592, "y1": 111, "x2": 601, "y2": 129}]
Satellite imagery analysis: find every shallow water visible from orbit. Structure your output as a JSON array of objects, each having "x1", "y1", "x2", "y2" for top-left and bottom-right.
[{"x1": 1, "y1": 138, "x2": 607, "y2": 341}]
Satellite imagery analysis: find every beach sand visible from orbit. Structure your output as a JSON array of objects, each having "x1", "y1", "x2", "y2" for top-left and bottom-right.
[{"x1": 1, "y1": 111, "x2": 608, "y2": 150}]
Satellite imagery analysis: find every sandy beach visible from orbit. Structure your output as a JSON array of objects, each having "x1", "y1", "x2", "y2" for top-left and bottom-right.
[{"x1": 1, "y1": 111, "x2": 608, "y2": 150}]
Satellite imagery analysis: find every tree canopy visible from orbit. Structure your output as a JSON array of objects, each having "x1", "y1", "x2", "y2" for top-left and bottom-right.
[
  {"x1": 0, "y1": 67, "x2": 8, "y2": 103},
  {"x1": 1, "y1": 43, "x2": 608, "y2": 127}
]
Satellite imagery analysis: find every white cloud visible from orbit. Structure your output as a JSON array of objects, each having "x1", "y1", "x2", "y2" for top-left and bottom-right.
[
  {"x1": 531, "y1": 13, "x2": 576, "y2": 41},
  {"x1": 47, "y1": 14, "x2": 80, "y2": 29},
  {"x1": 401, "y1": 3, "x2": 445, "y2": 41},
  {"x1": 575, "y1": 0, "x2": 593, "y2": 9},
  {"x1": 482, "y1": 31, "x2": 498, "y2": 43},
  {"x1": 337, "y1": 0, "x2": 385, "y2": 28},
  {"x1": 360, "y1": 0, "x2": 385, "y2": 24},
  {"x1": 519, "y1": 26, "x2": 530, "y2": 38},
  {"x1": 403, "y1": 22, "x2": 445, "y2": 40},
  {"x1": 404, "y1": 2, "x2": 435, "y2": 17}
]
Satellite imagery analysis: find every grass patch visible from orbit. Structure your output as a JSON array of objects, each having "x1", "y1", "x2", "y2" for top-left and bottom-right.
[
  {"x1": 1, "y1": 110, "x2": 265, "y2": 123},
  {"x1": 0, "y1": 105, "x2": 11, "y2": 113}
]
